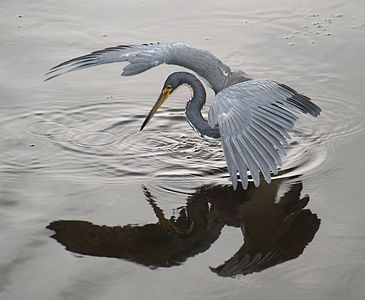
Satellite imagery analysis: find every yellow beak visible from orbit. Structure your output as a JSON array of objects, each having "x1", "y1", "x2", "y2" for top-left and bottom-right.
[{"x1": 140, "y1": 87, "x2": 172, "y2": 131}]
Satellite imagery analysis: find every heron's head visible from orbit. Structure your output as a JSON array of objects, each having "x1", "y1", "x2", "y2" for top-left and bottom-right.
[{"x1": 140, "y1": 74, "x2": 181, "y2": 131}]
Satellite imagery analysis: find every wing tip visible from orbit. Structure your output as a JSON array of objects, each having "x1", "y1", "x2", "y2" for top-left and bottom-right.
[
  {"x1": 44, "y1": 73, "x2": 61, "y2": 81},
  {"x1": 277, "y1": 83, "x2": 322, "y2": 117}
]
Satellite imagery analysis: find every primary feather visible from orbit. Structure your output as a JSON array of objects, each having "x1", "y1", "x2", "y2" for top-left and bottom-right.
[
  {"x1": 208, "y1": 80, "x2": 320, "y2": 188},
  {"x1": 46, "y1": 42, "x2": 240, "y2": 93}
]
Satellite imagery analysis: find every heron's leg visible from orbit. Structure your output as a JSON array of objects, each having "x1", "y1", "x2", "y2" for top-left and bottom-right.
[
  {"x1": 206, "y1": 205, "x2": 218, "y2": 227},
  {"x1": 151, "y1": 201, "x2": 194, "y2": 235},
  {"x1": 142, "y1": 185, "x2": 194, "y2": 235},
  {"x1": 151, "y1": 199, "x2": 173, "y2": 234}
]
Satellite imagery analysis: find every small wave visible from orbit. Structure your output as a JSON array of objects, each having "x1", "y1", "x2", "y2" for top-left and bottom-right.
[{"x1": 0, "y1": 91, "x2": 361, "y2": 190}]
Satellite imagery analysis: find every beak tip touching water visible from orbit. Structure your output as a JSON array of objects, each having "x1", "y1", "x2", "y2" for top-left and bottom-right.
[
  {"x1": 139, "y1": 121, "x2": 147, "y2": 132},
  {"x1": 139, "y1": 87, "x2": 172, "y2": 132},
  {"x1": 140, "y1": 109, "x2": 154, "y2": 132}
]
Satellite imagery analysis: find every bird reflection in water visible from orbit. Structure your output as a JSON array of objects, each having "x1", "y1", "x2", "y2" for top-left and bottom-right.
[{"x1": 47, "y1": 180, "x2": 320, "y2": 277}]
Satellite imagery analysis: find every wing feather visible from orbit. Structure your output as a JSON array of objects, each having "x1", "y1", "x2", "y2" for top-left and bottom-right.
[
  {"x1": 251, "y1": 121, "x2": 287, "y2": 155},
  {"x1": 221, "y1": 141, "x2": 239, "y2": 189},
  {"x1": 46, "y1": 42, "x2": 233, "y2": 92},
  {"x1": 236, "y1": 137, "x2": 261, "y2": 185},
  {"x1": 231, "y1": 139, "x2": 250, "y2": 189},
  {"x1": 255, "y1": 108, "x2": 294, "y2": 130},
  {"x1": 209, "y1": 79, "x2": 321, "y2": 189},
  {"x1": 244, "y1": 134, "x2": 272, "y2": 183},
  {"x1": 248, "y1": 129, "x2": 279, "y2": 173},
  {"x1": 254, "y1": 110, "x2": 292, "y2": 137}
]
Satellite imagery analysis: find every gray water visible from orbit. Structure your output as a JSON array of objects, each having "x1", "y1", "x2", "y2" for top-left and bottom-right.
[{"x1": 1, "y1": 0, "x2": 365, "y2": 299}]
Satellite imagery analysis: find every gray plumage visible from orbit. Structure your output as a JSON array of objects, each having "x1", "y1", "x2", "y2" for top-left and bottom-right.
[
  {"x1": 46, "y1": 42, "x2": 247, "y2": 92},
  {"x1": 46, "y1": 42, "x2": 321, "y2": 189}
]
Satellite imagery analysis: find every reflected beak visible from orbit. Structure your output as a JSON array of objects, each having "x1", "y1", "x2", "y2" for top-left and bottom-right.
[{"x1": 140, "y1": 87, "x2": 172, "y2": 131}]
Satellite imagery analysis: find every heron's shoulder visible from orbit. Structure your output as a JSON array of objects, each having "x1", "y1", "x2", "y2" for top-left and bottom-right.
[
  {"x1": 214, "y1": 79, "x2": 281, "y2": 105},
  {"x1": 220, "y1": 79, "x2": 279, "y2": 93},
  {"x1": 225, "y1": 70, "x2": 251, "y2": 88}
]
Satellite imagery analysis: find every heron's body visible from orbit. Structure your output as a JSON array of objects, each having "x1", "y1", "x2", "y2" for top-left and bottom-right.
[{"x1": 46, "y1": 42, "x2": 321, "y2": 189}]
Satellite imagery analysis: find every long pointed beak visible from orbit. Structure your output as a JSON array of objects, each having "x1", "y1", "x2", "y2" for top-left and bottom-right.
[{"x1": 140, "y1": 87, "x2": 172, "y2": 131}]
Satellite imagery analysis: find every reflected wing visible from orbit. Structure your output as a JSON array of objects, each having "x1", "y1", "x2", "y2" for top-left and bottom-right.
[
  {"x1": 46, "y1": 42, "x2": 232, "y2": 92},
  {"x1": 211, "y1": 209, "x2": 321, "y2": 277},
  {"x1": 208, "y1": 80, "x2": 321, "y2": 189}
]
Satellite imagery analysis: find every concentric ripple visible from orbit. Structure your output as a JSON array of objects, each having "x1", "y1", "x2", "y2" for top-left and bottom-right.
[{"x1": 0, "y1": 92, "x2": 362, "y2": 189}]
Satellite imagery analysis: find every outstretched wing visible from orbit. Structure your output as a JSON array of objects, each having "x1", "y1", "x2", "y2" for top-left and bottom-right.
[
  {"x1": 46, "y1": 42, "x2": 232, "y2": 93},
  {"x1": 208, "y1": 80, "x2": 321, "y2": 189}
]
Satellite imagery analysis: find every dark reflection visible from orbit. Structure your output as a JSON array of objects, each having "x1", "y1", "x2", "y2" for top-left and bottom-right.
[{"x1": 47, "y1": 180, "x2": 320, "y2": 277}]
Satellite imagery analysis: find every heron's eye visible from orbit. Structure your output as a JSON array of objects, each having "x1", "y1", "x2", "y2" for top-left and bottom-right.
[{"x1": 165, "y1": 85, "x2": 173, "y2": 91}]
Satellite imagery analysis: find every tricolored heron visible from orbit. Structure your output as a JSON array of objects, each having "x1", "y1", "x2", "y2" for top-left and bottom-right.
[{"x1": 46, "y1": 42, "x2": 321, "y2": 189}]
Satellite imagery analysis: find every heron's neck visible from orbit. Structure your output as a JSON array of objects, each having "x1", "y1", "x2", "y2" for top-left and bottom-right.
[{"x1": 180, "y1": 73, "x2": 220, "y2": 138}]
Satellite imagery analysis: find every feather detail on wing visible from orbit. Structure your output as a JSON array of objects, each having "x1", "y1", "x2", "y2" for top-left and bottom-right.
[
  {"x1": 45, "y1": 42, "x2": 232, "y2": 92},
  {"x1": 208, "y1": 80, "x2": 321, "y2": 189}
]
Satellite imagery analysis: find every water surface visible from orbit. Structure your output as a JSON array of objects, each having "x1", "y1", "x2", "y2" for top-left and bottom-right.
[{"x1": 1, "y1": 0, "x2": 365, "y2": 299}]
